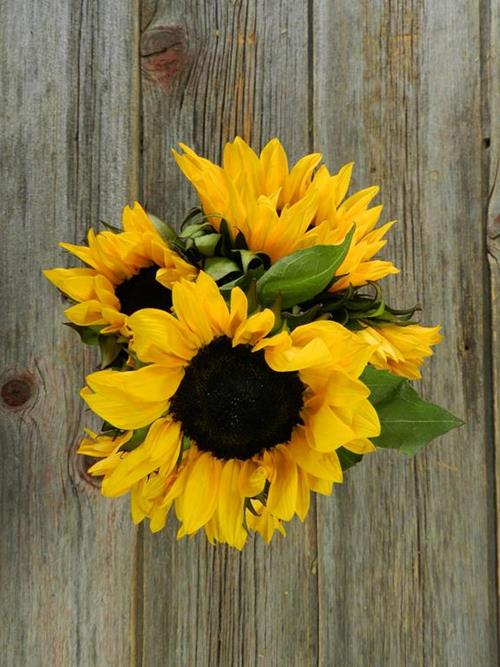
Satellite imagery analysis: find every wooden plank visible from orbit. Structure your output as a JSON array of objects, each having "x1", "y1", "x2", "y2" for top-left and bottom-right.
[
  {"x1": 314, "y1": 1, "x2": 498, "y2": 665},
  {"x1": 139, "y1": 2, "x2": 320, "y2": 665},
  {"x1": 0, "y1": 3, "x2": 139, "y2": 665},
  {"x1": 486, "y1": 0, "x2": 500, "y2": 644}
]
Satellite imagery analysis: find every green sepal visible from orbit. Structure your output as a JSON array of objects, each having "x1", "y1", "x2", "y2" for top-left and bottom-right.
[
  {"x1": 337, "y1": 447, "x2": 363, "y2": 470},
  {"x1": 148, "y1": 214, "x2": 178, "y2": 242},
  {"x1": 203, "y1": 256, "x2": 241, "y2": 283},
  {"x1": 179, "y1": 222, "x2": 215, "y2": 239},
  {"x1": 119, "y1": 425, "x2": 151, "y2": 453},
  {"x1": 193, "y1": 233, "x2": 221, "y2": 256},
  {"x1": 218, "y1": 219, "x2": 234, "y2": 256},
  {"x1": 219, "y1": 269, "x2": 265, "y2": 301},
  {"x1": 268, "y1": 294, "x2": 284, "y2": 335},
  {"x1": 180, "y1": 206, "x2": 207, "y2": 229},
  {"x1": 98, "y1": 335, "x2": 123, "y2": 369},
  {"x1": 361, "y1": 367, "x2": 464, "y2": 455},
  {"x1": 283, "y1": 303, "x2": 324, "y2": 330},
  {"x1": 256, "y1": 228, "x2": 354, "y2": 309},
  {"x1": 98, "y1": 219, "x2": 121, "y2": 233},
  {"x1": 231, "y1": 249, "x2": 268, "y2": 274},
  {"x1": 234, "y1": 231, "x2": 249, "y2": 250},
  {"x1": 63, "y1": 322, "x2": 102, "y2": 345}
]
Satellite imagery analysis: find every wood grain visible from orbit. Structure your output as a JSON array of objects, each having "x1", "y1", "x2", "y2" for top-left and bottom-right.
[
  {"x1": 486, "y1": 0, "x2": 500, "y2": 649},
  {"x1": 139, "y1": 2, "x2": 320, "y2": 665},
  {"x1": 313, "y1": 1, "x2": 498, "y2": 665},
  {"x1": 1, "y1": 1, "x2": 497, "y2": 665},
  {"x1": 0, "y1": 2, "x2": 138, "y2": 665}
]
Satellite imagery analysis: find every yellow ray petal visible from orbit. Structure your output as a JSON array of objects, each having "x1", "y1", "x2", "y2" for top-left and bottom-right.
[
  {"x1": 287, "y1": 431, "x2": 343, "y2": 482},
  {"x1": 265, "y1": 447, "x2": 298, "y2": 521},
  {"x1": 264, "y1": 338, "x2": 331, "y2": 372},
  {"x1": 64, "y1": 300, "x2": 105, "y2": 326},
  {"x1": 217, "y1": 459, "x2": 248, "y2": 549},
  {"x1": 128, "y1": 308, "x2": 197, "y2": 364},
  {"x1": 83, "y1": 365, "x2": 182, "y2": 429},
  {"x1": 144, "y1": 418, "x2": 182, "y2": 469},
  {"x1": 122, "y1": 201, "x2": 156, "y2": 234},
  {"x1": 232, "y1": 309, "x2": 275, "y2": 346},
  {"x1": 43, "y1": 268, "x2": 97, "y2": 302},
  {"x1": 179, "y1": 452, "x2": 222, "y2": 533}
]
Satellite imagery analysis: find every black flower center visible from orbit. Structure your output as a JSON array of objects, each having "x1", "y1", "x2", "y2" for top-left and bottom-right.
[
  {"x1": 115, "y1": 265, "x2": 172, "y2": 315},
  {"x1": 170, "y1": 336, "x2": 305, "y2": 460}
]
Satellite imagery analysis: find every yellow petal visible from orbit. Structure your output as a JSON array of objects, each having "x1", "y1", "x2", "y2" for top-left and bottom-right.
[
  {"x1": 43, "y1": 268, "x2": 97, "y2": 302},
  {"x1": 344, "y1": 438, "x2": 376, "y2": 454},
  {"x1": 239, "y1": 460, "x2": 267, "y2": 497},
  {"x1": 265, "y1": 447, "x2": 298, "y2": 521},
  {"x1": 232, "y1": 309, "x2": 275, "y2": 346},
  {"x1": 102, "y1": 446, "x2": 158, "y2": 497},
  {"x1": 144, "y1": 418, "x2": 182, "y2": 469},
  {"x1": 179, "y1": 452, "x2": 222, "y2": 533},
  {"x1": 265, "y1": 338, "x2": 331, "y2": 372},
  {"x1": 295, "y1": 467, "x2": 311, "y2": 521},
  {"x1": 287, "y1": 430, "x2": 343, "y2": 482},
  {"x1": 217, "y1": 459, "x2": 248, "y2": 549},
  {"x1": 172, "y1": 279, "x2": 215, "y2": 346},
  {"x1": 83, "y1": 365, "x2": 182, "y2": 429},
  {"x1": 229, "y1": 287, "x2": 248, "y2": 334},
  {"x1": 64, "y1": 300, "x2": 105, "y2": 326},
  {"x1": 122, "y1": 201, "x2": 156, "y2": 234},
  {"x1": 307, "y1": 403, "x2": 356, "y2": 451},
  {"x1": 128, "y1": 308, "x2": 196, "y2": 364}
]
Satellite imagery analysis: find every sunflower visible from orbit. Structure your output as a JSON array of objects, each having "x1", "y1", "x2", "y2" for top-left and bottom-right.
[
  {"x1": 43, "y1": 202, "x2": 196, "y2": 335},
  {"x1": 173, "y1": 137, "x2": 398, "y2": 289},
  {"x1": 355, "y1": 323, "x2": 442, "y2": 380},
  {"x1": 80, "y1": 272, "x2": 380, "y2": 548}
]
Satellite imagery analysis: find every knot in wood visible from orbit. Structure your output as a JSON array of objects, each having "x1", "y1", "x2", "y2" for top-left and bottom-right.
[
  {"x1": 141, "y1": 25, "x2": 187, "y2": 89},
  {"x1": 1, "y1": 376, "x2": 34, "y2": 408}
]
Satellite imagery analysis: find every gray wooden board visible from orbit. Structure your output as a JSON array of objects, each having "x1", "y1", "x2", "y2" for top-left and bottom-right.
[
  {"x1": 1, "y1": 0, "x2": 498, "y2": 665},
  {"x1": 139, "y1": 2, "x2": 320, "y2": 665},
  {"x1": 0, "y1": 2, "x2": 138, "y2": 665},
  {"x1": 314, "y1": 1, "x2": 498, "y2": 665}
]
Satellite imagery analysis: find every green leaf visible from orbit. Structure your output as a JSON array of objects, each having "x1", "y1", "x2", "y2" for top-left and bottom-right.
[
  {"x1": 361, "y1": 367, "x2": 464, "y2": 455},
  {"x1": 337, "y1": 447, "x2": 363, "y2": 470},
  {"x1": 98, "y1": 335, "x2": 122, "y2": 369},
  {"x1": 256, "y1": 228, "x2": 354, "y2": 309},
  {"x1": 64, "y1": 323, "x2": 101, "y2": 345}
]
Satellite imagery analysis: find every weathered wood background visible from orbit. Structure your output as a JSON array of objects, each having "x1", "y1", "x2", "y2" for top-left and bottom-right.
[{"x1": 1, "y1": 1, "x2": 498, "y2": 665}]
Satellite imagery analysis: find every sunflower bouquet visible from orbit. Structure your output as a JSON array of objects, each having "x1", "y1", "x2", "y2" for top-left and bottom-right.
[{"x1": 44, "y1": 138, "x2": 462, "y2": 549}]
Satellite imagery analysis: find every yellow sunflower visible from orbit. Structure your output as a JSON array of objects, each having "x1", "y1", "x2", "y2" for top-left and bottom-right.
[
  {"x1": 173, "y1": 137, "x2": 398, "y2": 290},
  {"x1": 355, "y1": 323, "x2": 442, "y2": 380},
  {"x1": 80, "y1": 272, "x2": 380, "y2": 548},
  {"x1": 43, "y1": 202, "x2": 196, "y2": 335}
]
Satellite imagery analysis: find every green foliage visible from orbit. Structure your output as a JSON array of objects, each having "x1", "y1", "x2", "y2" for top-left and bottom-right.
[
  {"x1": 64, "y1": 323, "x2": 101, "y2": 345},
  {"x1": 118, "y1": 425, "x2": 151, "y2": 452},
  {"x1": 256, "y1": 228, "x2": 354, "y2": 309},
  {"x1": 361, "y1": 367, "x2": 464, "y2": 455},
  {"x1": 147, "y1": 214, "x2": 178, "y2": 242},
  {"x1": 337, "y1": 447, "x2": 363, "y2": 470}
]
